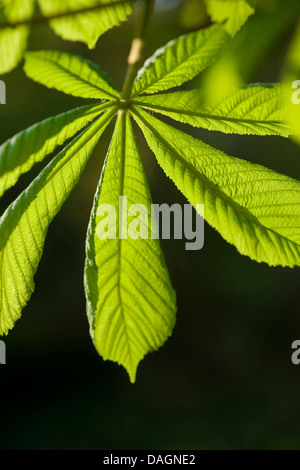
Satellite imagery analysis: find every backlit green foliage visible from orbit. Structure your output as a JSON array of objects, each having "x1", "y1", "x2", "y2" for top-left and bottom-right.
[
  {"x1": 0, "y1": 0, "x2": 133, "y2": 74},
  {"x1": 0, "y1": 4, "x2": 299, "y2": 381},
  {"x1": 205, "y1": 0, "x2": 256, "y2": 35}
]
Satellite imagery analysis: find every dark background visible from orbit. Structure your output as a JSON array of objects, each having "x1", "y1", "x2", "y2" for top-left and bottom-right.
[{"x1": 0, "y1": 0, "x2": 300, "y2": 450}]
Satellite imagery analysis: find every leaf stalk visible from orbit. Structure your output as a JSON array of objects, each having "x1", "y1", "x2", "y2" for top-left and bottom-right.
[{"x1": 121, "y1": 0, "x2": 154, "y2": 101}]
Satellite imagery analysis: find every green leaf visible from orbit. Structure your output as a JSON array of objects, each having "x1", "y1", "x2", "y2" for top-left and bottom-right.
[
  {"x1": 132, "y1": 107, "x2": 300, "y2": 268},
  {"x1": 133, "y1": 85, "x2": 295, "y2": 136},
  {"x1": 0, "y1": 107, "x2": 117, "y2": 336},
  {"x1": 200, "y1": 0, "x2": 299, "y2": 94},
  {"x1": 0, "y1": 0, "x2": 35, "y2": 74},
  {"x1": 84, "y1": 111, "x2": 176, "y2": 382},
  {"x1": 0, "y1": 102, "x2": 111, "y2": 198},
  {"x1": 37, "y1": 0, "x2": 133, "y2": 49},
  {"x1": 0, "y1": 27, "x2": 28, "y2": 75},
  {"x1": 24, "y1": 50, "x2": 120, "y2": 99},
  {"x1": 131, "y1": 24, "x2": 230, "y2": 97},
  {"x1": 204, "y1": 0, "x2": 256, "y2": 35}
]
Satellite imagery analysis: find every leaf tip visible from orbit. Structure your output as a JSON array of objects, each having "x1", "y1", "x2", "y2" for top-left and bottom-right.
[{"x1": 125, "y1": 363, "x2": 138, "y2": 384}]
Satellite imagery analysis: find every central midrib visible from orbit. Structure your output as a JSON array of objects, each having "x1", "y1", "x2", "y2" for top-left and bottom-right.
[
  {"x1": 116, "y1": 111, "x2": 135, "y2": 376},
  {"x1": 133, "y1": 100, "x2": 287, "y2": 127}
]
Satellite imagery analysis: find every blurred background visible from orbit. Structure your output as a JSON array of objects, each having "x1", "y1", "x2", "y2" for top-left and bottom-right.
[{"x1": 0, "y1": 0, "x2": 300, "y2": 450}]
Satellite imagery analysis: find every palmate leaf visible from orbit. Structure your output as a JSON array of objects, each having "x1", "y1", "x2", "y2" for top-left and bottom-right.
[
  {"x1": 85, "y1": 111, "x2": 176, "y2": 382},
  {"x1": 0, "y1": 107, "x2": 117, "y2": 335},
  {"x1": 24, "y1": 50, "x2": 120, "y2": 99},
  {"x1": 133, "y1": 85, "x2": 295, "y2": 136},
  {"x1": 132, "y1": 107, "x2": 300, "y2": 268},
  {"x1": 37, "y1": 0, "x2": 133, "y2": 49},
  {"x1": 131, "y1": 24, "x2": 230, "y2": 97},
  {"x1": 0, "y1": 102, "x2": 111, "y2": 198},
  {"x1": 2, "y1": 12, "x2": 299, "y2": 383},
  {"x1": 204, "y1": 0, "x2": 256, "y2": 35},
  {"x1": 0, "y1": 0, "x2": 35, "y2": 74}
]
